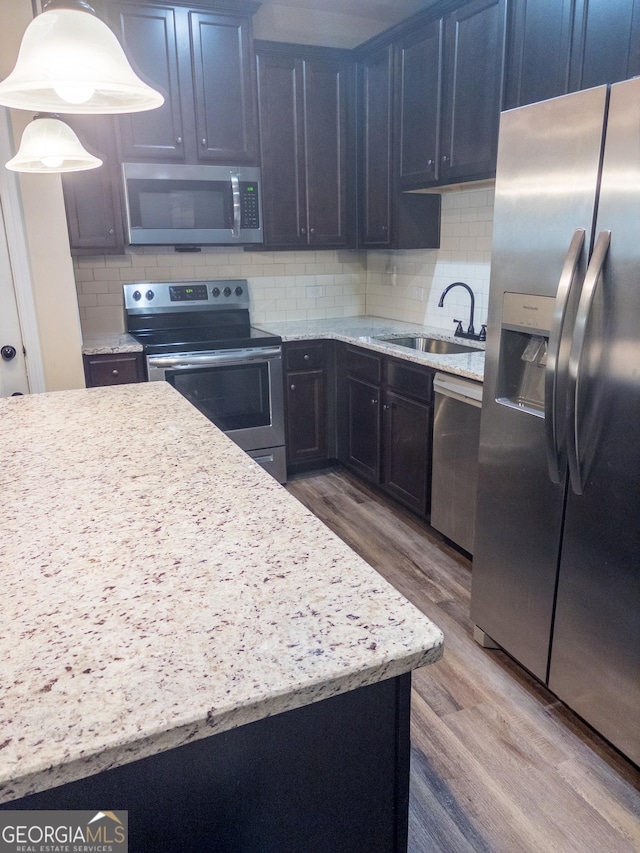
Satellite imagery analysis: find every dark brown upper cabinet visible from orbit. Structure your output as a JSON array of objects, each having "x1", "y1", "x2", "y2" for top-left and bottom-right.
[
  {"x1": 396, "y1": 19, "x2": 442, "y2": 190},
  {"x1": 113, "y1": 2, "x2": 259, "y2": 164},
  {"x1": 256, "y1": 42, "x2": 354, "y2": 249},
  {"x1": 359, "y1": 45, "x2": 394, "y2": 246},
  {"x1": 505, "y1": 0, "x2": 574, "y2": 108},
  {"x1": 569, "y1": 0, "x2": 640, "y2": 91},
  {"x1": 61, "y1": 116, "x2": 125, "y2": 255},
  {"x1": 506, "y1": 0, "x2": 640, "y2": 109},
  {"x1": 358, "y1": 43, "x2": 440, "y2": 249},
  {"x1": 396, "y1": 0, "x2": 507, "y2": 190},
  {"x1": 440, "y1": 0, "x2": 508, "y2": 185}
]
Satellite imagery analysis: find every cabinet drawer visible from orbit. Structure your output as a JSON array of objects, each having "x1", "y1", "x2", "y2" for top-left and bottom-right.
[
  {"x1": 346, "y1": 346, "x2": 382, "y2": 384},
  {"x1": 385, "y1": 358, "x2": 433, "y2": 404},
  {"x1": 83, "y1": 353, "x2": 146, "y2": 387},
  {"x1": 285, "y1": 342, "x2": 326, "y2": 371}
]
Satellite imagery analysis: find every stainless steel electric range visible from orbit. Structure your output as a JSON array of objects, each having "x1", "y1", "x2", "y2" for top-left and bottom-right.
[{"x1": 124, "y1": 280, "x2": 286, "y2": 483}]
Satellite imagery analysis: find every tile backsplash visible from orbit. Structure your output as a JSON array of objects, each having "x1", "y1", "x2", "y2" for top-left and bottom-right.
[
  {"x1": 366, "y1": 187, "x2": 494, "y2": 335},
  {"x1": 74, "y1": 187, "x2": 494, "y2": 338}
]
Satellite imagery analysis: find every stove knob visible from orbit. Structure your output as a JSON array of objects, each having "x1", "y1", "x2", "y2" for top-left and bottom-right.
[
  {"x1": 223, "y1": 286, "x2": 232, "y2": 297},
  {"x1": 235, "y1": 286, "x2": 243, "y2": 296},
  {"x1": 132, "y1": 290, "x2": 142, "y2": 301},
  {"x1": 145, "y1": 289, "x2": 155, "y2": 301},
  {"x1": 212, "y1": 287, "x2": 220, "y2": 298}
]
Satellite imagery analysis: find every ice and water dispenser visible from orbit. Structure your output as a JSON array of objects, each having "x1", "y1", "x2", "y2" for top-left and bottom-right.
[{"x1": 496, "y1": 292, "x2": 555, "y2": 415}]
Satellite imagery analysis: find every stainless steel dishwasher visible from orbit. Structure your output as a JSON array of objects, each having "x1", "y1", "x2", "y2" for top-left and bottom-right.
[{"x1": 430, "y1": 372, "x2": 483, "y2": 555}]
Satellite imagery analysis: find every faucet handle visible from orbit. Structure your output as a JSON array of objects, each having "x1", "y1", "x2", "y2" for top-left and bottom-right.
[
  {"x1": 453, "y1": 319, "x2": 464, "y2": 337},
  {"x1": 479, "y1": 324, "x2": 487, "y2": 341}
]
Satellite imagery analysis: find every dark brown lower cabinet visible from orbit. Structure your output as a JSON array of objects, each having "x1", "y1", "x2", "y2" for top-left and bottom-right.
[
  {"x1": 284, "y1": 341, "x2": 331, "y2": 470},
  {"x1": 382, "y1": 389, "x2": 431, "y2": 516},
  {"x1": 339, "y1": 345, "x2": 434, "y2": 517},
  {"x1": 83, "y1": 353, "x2": 146, "y2": 387},
  {"x1": 345, "y1": 376, "x2": 382, "y2": 482}
]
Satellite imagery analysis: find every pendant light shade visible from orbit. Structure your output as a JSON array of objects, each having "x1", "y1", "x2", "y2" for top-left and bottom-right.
[
  {"x1": 0, "y1": 3, "x2": 164, "y2": 114},
  {"x1": 6, "y1": 115, "x2": 102, "y2": 173}
]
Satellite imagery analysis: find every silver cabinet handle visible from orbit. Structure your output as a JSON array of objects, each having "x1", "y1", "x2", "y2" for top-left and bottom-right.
[
  {"x1": 111, "y1": 369, "x2": 119, "y2": 376},
  {"x1": 201, "y1": 138, "x2": 206, "y2": 146},
  {"x1": 303, "y1": 354, "x2": 310, "y2": 361},
  {"x1": 566, "y1": 229, "x2": 611, "y2": 495},
  {"x1": 545, "y1": 228, "x2": 585, "y2": 483},
  {"x1": 290, "y1": 384, "x2": 296, "y2": 390},
  {"x1": 371, "y1": 398, "x2": 377, "y2": 405},
  {"x1": 176, "y1": 136, "x2": 182, "y2": 145}
]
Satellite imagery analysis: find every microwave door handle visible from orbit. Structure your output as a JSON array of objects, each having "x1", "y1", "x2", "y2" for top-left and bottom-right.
[{"x1": 230, "y1": 172, "x2": 241, "y2": 239}]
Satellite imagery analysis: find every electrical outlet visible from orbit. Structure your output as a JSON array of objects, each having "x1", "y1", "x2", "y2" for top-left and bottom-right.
[
  {"x1": 306, "y1": 285, "x2": 323, "y2": 298},
  {"x1": 409, "y1": 287, "x2": 424, "y2": 301}
]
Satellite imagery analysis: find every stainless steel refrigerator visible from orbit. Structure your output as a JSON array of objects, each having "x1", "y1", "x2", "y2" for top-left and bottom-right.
[{"x1": 471, "y1": 78, "x2": 640, "y2": 765}]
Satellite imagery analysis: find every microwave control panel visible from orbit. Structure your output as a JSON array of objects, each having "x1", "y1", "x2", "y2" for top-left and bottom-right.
[{"x1": 240, "y1": 183, "x2": 260, "y2": 228}]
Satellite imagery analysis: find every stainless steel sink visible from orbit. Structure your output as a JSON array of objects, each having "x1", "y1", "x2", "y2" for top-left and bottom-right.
[{"x1": 375, "y1": 336, "x2": 482, "y2": 355}]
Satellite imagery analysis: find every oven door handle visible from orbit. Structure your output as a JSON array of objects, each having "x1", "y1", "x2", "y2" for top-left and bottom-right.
[{"x1": 148, "y1": 347, "x2": 282, "y2": 370}]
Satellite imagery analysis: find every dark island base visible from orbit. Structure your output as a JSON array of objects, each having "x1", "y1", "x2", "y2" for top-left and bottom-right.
[{"x1": 3, "y1": 674, "x2": 412, "y2": 853}]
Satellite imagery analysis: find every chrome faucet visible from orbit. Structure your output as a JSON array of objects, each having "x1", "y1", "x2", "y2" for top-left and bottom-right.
[{"x1": 438, "y1": 281, "x2": 486, "y2": 341}]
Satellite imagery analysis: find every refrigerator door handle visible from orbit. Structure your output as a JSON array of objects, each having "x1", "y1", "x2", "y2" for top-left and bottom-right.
[
  {"x1": 545, "y1": 228, "x2": 586, "y2": 483},
  {"x1": 566, "y1": 229, "x2": 611, "y2": 495}
]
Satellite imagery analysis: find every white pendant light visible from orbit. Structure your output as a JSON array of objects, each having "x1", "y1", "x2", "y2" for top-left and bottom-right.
[
  {"x1": 0, "y1": 1, "x2": 164, "y2": 114},
  {"x1": 6, "y1": 115, "x2": 102, "y2": 173}
]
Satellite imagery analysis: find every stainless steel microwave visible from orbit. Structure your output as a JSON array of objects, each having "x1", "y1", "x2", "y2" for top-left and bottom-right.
[{"x1": 122, "y1": 162, "x2": 263, "y2": 246}]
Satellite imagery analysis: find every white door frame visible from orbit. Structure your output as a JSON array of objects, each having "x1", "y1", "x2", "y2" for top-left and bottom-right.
[{"x1": 0, "y1": 107, "x2": 45, "y2": 393}]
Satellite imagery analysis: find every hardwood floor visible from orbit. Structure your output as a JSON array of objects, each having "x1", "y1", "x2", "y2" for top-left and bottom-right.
[{"x1": 286, "y1": 466, "x2": 640, "y2": 853}]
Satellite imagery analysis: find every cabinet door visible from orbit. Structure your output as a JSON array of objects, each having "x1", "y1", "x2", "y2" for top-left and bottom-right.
[
  {"x1": 190, "y1": 10, "x2": 258, "y2": 163},
  {"x1": 115, "y1": 3, "x2": 187, "y2": 161},
  {"x1": 505, "y1": 0, "x2": 573, "y2": 108},
  {"x1": 440, "y1": 0, "x2": 508, "y2": 184},
  {"x1": 303, "y1": 58, "x2": 350, "y2": 247},
  {"x1": 360, "y1": 45, "x2": 393, "y2": 247},
  {"x1": 569, "y1": 0, "x2": 640, "y2": 91},
  {"x1": 285, "y1": 369, "x2": 328, "y2": 465},
  {"x1": 396, "y1": 18, "x2": 443, "y2": 190},
  {"x1": 256, "y1": 52, "x2": 307, "y2": 247},
  {"x1": 382, "y1": 390, "x2": 431, "y2": 516},
  {"x1": 346, "y1": 377, "x2": 381, "y2": 483},
  {"x1": 61, "y1": 116, "x2": 125, "y2": 255}
]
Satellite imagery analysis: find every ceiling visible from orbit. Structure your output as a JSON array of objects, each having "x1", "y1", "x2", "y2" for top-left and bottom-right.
[{"x1": 252, "y1": 0, "x2": 431, "y2": 48}]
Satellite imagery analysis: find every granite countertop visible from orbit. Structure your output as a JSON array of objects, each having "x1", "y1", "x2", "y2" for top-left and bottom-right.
[
  {"x1": 82, "y1": 333, "x2": 143, "y2": 355},
  {"x1": 0, "y1": 382, "x2": 443, "y2": 804},
  {"x1": 81, "y1": 316, "x2": 484, "y2": 382},
  {"x1": 256, "y1": 316, "x2": 485, "y2": 382}
]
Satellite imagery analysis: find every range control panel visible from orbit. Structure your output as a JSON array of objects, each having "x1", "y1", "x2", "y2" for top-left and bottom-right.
[{"x1": 123, "y1": 280, "x2": 250, "y2": 312}]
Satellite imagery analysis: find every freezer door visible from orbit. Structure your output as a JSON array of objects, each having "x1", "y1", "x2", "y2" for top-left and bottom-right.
[
  {"x1": 548, "y1": 78, "x2": 640, "y2": 764},
  {"x1": 471, "y1": 85, "x2": 608, "y2": 681}
]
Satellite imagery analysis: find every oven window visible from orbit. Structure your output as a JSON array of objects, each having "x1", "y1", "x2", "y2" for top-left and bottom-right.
[{"x1": 168, "y1": 362, "x2": 271, "y2": 431}]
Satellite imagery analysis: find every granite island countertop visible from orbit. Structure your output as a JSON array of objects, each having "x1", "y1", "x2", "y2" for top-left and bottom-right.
[
  {"x1": 82, "y1": 316, "x2": 484, "y2": 382},
  {"x1": 0, "y1": 382, "x2": 443, "y2": 804}
]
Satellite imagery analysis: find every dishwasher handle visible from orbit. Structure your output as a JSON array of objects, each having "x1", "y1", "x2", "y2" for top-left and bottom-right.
[{"x1": 433, "y1": 373, "x2": 483, "y2": 408}]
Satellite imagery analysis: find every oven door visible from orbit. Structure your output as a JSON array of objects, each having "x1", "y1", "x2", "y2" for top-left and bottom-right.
[{"x1": 147, "y1": 347, "x2": 285, "y2": 451}]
